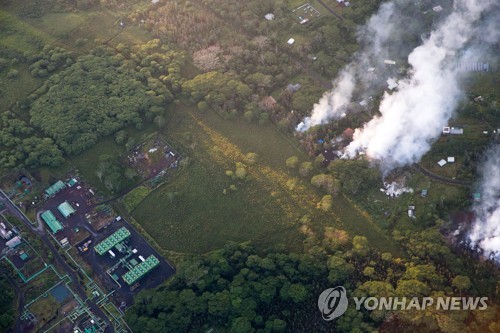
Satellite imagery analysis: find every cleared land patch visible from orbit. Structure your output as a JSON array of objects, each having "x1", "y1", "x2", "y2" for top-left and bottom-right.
[{"x1": 133, "y1": 107, "x2": 403, "y2": 255}]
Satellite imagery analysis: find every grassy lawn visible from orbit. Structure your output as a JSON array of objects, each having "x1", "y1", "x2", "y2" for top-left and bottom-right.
[
  {"x1": 133, "y1": 107, "x2": 306, "y2": 253},
  {"x1": 0, "y1": 66, "x2": 43, "y2": 113},
  {"x1": 0, "y1": 10, "x2": 53, "y2": 53},
  {"x1": 123, "y1": 186, "x2": 151, "y2": 212},
  {"x1": 26, "y1": 12, "x2": 90, "y2": 39},
  {"x1": 132, "y1": 105, "x2": 403, "y2": 256}
]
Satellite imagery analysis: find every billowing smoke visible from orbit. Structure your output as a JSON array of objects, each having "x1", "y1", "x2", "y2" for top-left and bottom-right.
[
  {"x1": 468, "y1": 145, "x2": 500, "y2": 262},
  {"x1": 296, "y1": 71, "x2": 354, "y2": 131},
  {"x1": 297, "y1": 1, "x2": 401, "y2": 131},
  {"x1": 298, "y1": 0, "x2": 498, "y2": 172},
  {"x1": 345, "y1": 0, "x2": 495, "y2": 169}
]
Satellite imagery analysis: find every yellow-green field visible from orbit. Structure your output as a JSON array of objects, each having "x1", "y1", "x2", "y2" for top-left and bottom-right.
[{"x1": 132, "y1": 105, "x2": 403, "y2": 255}]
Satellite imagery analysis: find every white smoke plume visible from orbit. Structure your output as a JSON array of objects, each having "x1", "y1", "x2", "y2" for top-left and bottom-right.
[
  {"x1": 296, "y1": 71, "x2": 354, "y2": 131},
  {"x1": 345, "y1": 0, "x2": 496, "y2": 170},
  {"x1": 468, "y1": 145, "x2": 500, "y2": 262},
  {"x1": 298, "y1": 0, "x2": 498, "y2": 172},
  {"x1": 297, "y1": 1, "x2": 401, "y2": 131}
]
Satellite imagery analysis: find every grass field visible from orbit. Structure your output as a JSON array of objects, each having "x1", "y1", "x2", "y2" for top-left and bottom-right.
[
  {"x1": 123, "y1": 186, "x2": 151, "y2": 212},
  {"x1": 0, "y1": 10, "x2": 52, "y2": 53},
  {"x1": 132, "y1": 105, "x2": 403, "y2": 255}
]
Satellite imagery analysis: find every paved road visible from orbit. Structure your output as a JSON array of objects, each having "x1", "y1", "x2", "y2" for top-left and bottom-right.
[
  {"x1": 0, "y1": 190, "x2": 115, "y2": 333},
  {"x1": 413, "y1": 164, "x2": 474, "y2": 186}
]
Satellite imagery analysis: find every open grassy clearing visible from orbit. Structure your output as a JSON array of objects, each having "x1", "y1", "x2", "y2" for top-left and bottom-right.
[
  {"x1": 133, "y1": 107, "x2": 306, "y2": 253},
  {"x1": 26, "y1": 12, "x2": 89, "y2": 39},
  {"x1": 132, "y1": 106, "x2": 403, "y2": 255},
  {"x1": 123, "y1": 186, "x2": 151, "y2": 212},
  {"x1": 0, "y1": 10, "x2": 53, "y2": 53},
  {"x1": 0, "y1": 66, "x2": 43, "y2": 113},
  {"x1": 0, "y1": 10, "x2": 50, "y2": 111},
  {"x1": 193, "y1": 109, "x2": 404, "y2": 256}
]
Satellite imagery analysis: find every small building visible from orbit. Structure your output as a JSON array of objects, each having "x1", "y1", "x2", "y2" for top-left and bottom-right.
[
  {"x1": 259, "y1": 96, "x2": 277, "y2": 111},
  {"x1": 0, "y1": 225, "x2": 12, "y2": 239},
  {"x1": 447, "y1": 156, "x2": 455, "y2": 163},
  {"x1": 122, "y1": 255, "x2": 160, "y2": 285},
  {"x1": 44, "y1": 180, "x2": 66, "y2": 198},
  {"x1": 387, "y1": 78, "x2": 398, "y2": 90},
  {"x1": 60, "y1": 238, "x2": 69, "y2": 247},
  {"x1": 67, "y1": 178, "x2": 78, "y2": 187},
  {"x1": 449, "y1": 127, "x2": 463, "y2": 135},
  {"x1": 384, "y1": 59, "x2": 396, "y2": 65},
  {"x1": 473, "y1": 193, "x2": 481, "y2": 202},
  {"x1": 57, "y1": 201, "x2": 76, "y2": 219},
  {"x1": 94, "y1": 227, "x2": 131, "y2": 255},
  {"x1": 264, "y1": 13, "x2": 275, "y2": 21},
  {"x1": 41, "y1": 210, "x2": 64, "y2": 234},
  {"x1": 442, "y1": 126, "x2": 450, "y2": 134},
  {"x1": 342, "y1": 128, "x2": 354, "y2": 140},
  {"x1": 437, "y1": 159, "x2": 447, "y2": 167},
  {"x1": 432, "y1": 5, "x2": 443, "y2": 12},
  {"x1": 6, "y1": 236, "x2": 22, "y2": 249},
  {"x1": 408, "y1": 206, "x2": 415, "y2": 218},
  {"x1": 421, "y1": 189, "x2": 428, "y2": 197},
  {"x1": 286, "y1": 83, "x2": 301, "y2": 92},
  {"x1": 287, "y1": 38, "x2": 295, "y2": 45},
  {"x1": 19, "y1": 251, "x2": 29, "y2": 261},
  {"x1": 300, "y1": 18, "x2": 310, "y2": 24}
]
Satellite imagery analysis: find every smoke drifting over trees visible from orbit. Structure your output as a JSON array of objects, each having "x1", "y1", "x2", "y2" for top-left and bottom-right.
[
  {"x1": 468, "y1": 145, "x2": 500, "y2": 262},
  {"x1": 298, "y1": 0, "x2": 498, "y2": 173}
]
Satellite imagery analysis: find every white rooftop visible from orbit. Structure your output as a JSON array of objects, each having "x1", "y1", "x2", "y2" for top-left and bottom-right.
[
  {"x1": 287, "y1": 38, "x2": 295, "y2": 45},
  {"x1": 447, "y1": 157, "x2": 455, "y2": 163},
  {"x1": 437, "y1": 159, "x2": 447, "y2": 167},
  {"x1": 387, "y1": 78, "x2": 398, "y2": 90},
  {"x1": 264, "y1": 13, "x2": 275, "y2": 21}
]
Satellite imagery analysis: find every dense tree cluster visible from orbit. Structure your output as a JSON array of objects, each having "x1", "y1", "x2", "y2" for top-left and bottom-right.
[
  {"x1": 28, "y1": 40, "x2": 182, "y2": 156},
  {"x1": 183, "y1": 71, "x2": 251, "y2": 116},
  {"x1": 0, "y1": 111, "x2": 64, "y2": 169},
  {"x1": 26, "y1": 45, "x2": 74, "y2": 77},
  {"x1": 126, "y1": 242, "x2": 352, "y2": 333},
  {"x1": 0, "y1": 276, "x2": 15, "y2": 332},
  {"x1": 0, "y1": 40, "x2": 185, "y2": 170},
  {"x1": 126, "y1": 240, "x2": 499, "y2": 333}
]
